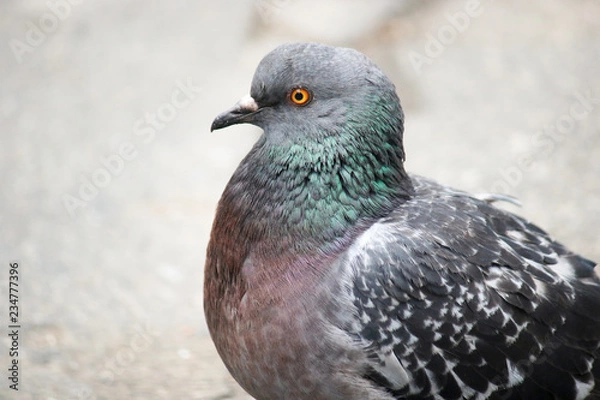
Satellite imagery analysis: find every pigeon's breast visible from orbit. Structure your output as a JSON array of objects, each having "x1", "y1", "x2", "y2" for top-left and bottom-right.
[{"x1": 214, "y1": 254, "x2": 390, "y2": 399}]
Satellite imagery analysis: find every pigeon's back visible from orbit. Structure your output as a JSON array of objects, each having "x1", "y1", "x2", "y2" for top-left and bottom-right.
[{"x1": 344, "y1": 175, "x2": 600, "y2": 399}]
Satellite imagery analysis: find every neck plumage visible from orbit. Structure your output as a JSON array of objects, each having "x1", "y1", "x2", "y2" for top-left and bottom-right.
[{"x1": 206, "y1": 116, "x2": 413, "y2": 294}]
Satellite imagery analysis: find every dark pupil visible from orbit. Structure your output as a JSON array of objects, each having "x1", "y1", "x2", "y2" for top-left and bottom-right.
[{"x1": 294, "y1": 92, "x2": 304, "y2": 101}]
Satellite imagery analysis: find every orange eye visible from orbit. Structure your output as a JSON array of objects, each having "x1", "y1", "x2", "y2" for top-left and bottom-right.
[{"x1": 289, "y1": 87, "x2": 312, "y2": 106}]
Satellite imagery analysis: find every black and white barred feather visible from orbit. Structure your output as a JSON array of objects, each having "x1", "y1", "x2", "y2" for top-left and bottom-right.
[{"x1": 343, "y1": 176, "x2": 600, "y2": 400}]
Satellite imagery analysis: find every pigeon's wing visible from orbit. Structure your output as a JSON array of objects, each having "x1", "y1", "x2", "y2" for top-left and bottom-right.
[{"x1": 344, "y1": 178, "x2": 600, "y2": 400}]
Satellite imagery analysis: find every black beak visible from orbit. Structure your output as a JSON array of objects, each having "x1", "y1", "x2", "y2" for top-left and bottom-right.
[{"x1": 211, "y1": 95, "x2": 260, "y2": 131}]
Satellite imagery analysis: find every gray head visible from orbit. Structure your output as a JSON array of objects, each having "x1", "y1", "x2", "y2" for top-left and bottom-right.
[{"x1": 211, "y1": 42, "x2": 405, "y2": 149}]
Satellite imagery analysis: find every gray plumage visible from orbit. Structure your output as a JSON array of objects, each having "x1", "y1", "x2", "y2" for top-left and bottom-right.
[{"x1": 204, "y1": 42, "x2": 600, "y2": 400}]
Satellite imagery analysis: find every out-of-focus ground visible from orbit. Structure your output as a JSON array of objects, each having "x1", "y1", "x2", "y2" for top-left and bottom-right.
[{"x1": 1, "y1": 0, "x2": 598, "y2": 398}]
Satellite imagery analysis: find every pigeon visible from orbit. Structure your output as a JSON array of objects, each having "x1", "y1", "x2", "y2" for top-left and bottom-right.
[{"x1": 204, "y1": 42, "x2": 600, "y2": 400}]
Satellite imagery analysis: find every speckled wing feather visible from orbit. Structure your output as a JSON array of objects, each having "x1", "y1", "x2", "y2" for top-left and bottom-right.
[{"x1": 345, "y1": 176, "x2": 600, "y2": 400}]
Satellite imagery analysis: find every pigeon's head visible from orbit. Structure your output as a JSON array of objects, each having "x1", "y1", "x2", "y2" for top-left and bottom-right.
[{"x1": 211, "y1": 42, "x2": 405, "y2": 148}]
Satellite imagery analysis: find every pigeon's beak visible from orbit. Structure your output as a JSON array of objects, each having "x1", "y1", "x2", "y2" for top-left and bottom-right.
[{"x1": 211, "y1": 95, "x2": 260, "y2": 131}]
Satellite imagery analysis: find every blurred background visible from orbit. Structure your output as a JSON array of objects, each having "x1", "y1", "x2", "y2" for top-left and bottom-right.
[{"x1": 1, "y1": 0, "x2": 599, "y2": 398}]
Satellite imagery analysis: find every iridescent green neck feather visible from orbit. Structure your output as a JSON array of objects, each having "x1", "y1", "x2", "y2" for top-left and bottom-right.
[{"x1": 218, "y1": 94, "x2": 413, "y2": 255}]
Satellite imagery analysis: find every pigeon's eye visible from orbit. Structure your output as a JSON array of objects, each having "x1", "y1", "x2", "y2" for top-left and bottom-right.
[{"x1": 289, "y1": 87, "x2": 312, "y2": 106}]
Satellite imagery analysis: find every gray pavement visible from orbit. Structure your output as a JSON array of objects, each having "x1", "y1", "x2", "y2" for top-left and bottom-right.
[{"x1": 1, "y1": 0, "x2": 598, "y2": 399}]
